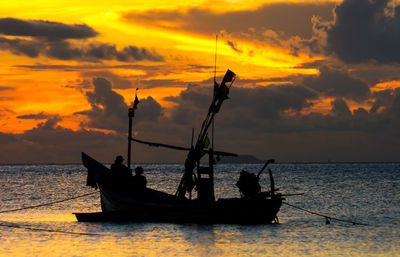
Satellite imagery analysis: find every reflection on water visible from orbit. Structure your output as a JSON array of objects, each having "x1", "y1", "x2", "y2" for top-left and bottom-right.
[{"x1": 0, "y1": 163, "x2": 399, "y2": 256}]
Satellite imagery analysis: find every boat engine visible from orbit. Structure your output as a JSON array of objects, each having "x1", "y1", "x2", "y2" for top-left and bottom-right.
[{"x1": 235, "y1": 170, "x2": 261, "y2": 198}]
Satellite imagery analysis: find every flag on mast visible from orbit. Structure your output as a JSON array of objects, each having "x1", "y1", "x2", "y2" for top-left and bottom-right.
[
  {"x1": 133, "y1": 88, "x2": 140, "y2": 109},
  {"x1": 129, "y1": 88, "x2": 140, "y2": 117},
  {"x1": 213, "y1": 69, "x2": 236, "y2": 113},
  {"x1": 221, "y1": 69, "x2": 236, "y2": 85}
]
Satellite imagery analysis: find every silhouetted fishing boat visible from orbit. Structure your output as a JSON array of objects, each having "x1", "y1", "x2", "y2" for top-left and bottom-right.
[{"x1": 74, "y1": 69, "x2": 283, "y2": 224}]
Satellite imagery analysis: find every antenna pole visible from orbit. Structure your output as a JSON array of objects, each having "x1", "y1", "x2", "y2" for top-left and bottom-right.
[
  {"x1": 214, "y1": 34, "x2": 218, "y2": 83},
  {"x1": 212, "y1": 34, "x2": 218, "y2": 148}
]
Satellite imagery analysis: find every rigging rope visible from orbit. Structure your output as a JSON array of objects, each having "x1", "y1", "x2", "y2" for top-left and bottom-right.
[
  {"x1": 282, "y1": 201, "x2": 368, "y2": 226},
  {"x1": 0, "y1": 190, "x2": 100, "y2": 235},
  {"x1": 0, "y1": 191, "x2": 98, "y2": 214}
]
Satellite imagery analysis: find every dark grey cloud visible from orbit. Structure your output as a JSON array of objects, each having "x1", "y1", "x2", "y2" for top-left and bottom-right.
[
  {"x1": 228, "y1": 84, "x2": 317, "y2": 120},
  {"x1": 347, "y1": 63, "x2": 400, "y2": 86},
  {"x1": 0, "y1": 112, "x2": 188, "y2": 163},
  {"x1": 135, "y1": 96, "x2": 163, "y2": 122},
  {"x1": 0, "y1": 36, "x2": 163, "y2": 62},
  {"x1": 302, "y1": 66, "x2": 371, "y2": 101},
  {"x1": 0, "y1": 96, "x2": 14, "y2": 101},
  {"x1": 45, "y1": 41, "x2": 163, "y2": 62},
  {"x1": 370, "y1": 89, "x2": 393, "y2": 113},
  {"x1": 0, "y1": 17, "x2": 98, "y2": 40},
  {"x1": 80, "y1": 70, "x2": 132, "y2": 89},
  {"x1": 238, "y1": 75, "x2": 304, "y2": 85},
  {"x1": 64, "y1": 79, "x2": 92, "y2": 90},
  {"x1": 293, "y1": 59, "x2": 332, "y2": 69},
  {"x1": 0, "y1": 117, "x2": 128, "y2": 163},
  {"x1": 161, "y1": 77, "x2": 399, "y2": 135},
  {"x1": 0, "y1": 132, "x2": 16, "y2": 144},
  {"x1": 3, "y1": 79, "x2": 400, "y2": 163},
  {"x1": 353, "y1": 107, "x2": 369, "y2": 118},
  {"x1": 115, "y1": 46, "x2": 163, "y2": 62},
  {"x1": 330, "y1": 98, "x2": 352, "y2": 117},
  {"x1": 164, "y1": 85, "x2": 211, "y2": 125},
  {"x1": 17, "y1": 112, "x2": 55, "y2": 120},
  {"x1": 0, "y1": 108, "x2": 13, "y2": 118},
  {"x1": 294, "y1": 59, "x2": 400, "y2": 89},
  {"x1": 166, "y1": 82, "x2": 318, "y2": 128},
  {"x1": 0, "y1": 17, "x2": 164, "y2": 63},
  {"x1": 13, "y1": 63, "x2": 154, "y2": 71},
  {"x1": 0, "y1": 86, "x2": 15, "y2": 91},
  {"x1": 156, "y1": 82, "x2": 400, "y2": 161},
  {"x1": 324, "y1": 0, "x2": 400, "y2": 63},
  {"x1": 376, "y1": 87, "x2": 400, "y2": 118},
  {"x1": 75, "y1": 77, "x2": 128, "y2": 132},
  {"x1": 0, "y1": 37, "x2": 41, "y2": 57},
  {"x1": 124, "y1": 2, "x2": 335, "y2": 39},
  {"x1": 226, "y1": 41, "x2": 242, "y2": 54},
  {"x1": 76, "y1": 77, "x2": 162, "y2": 132},
  {"x1": 141, "y1": 79, "x2": 186, "y2": 89}
]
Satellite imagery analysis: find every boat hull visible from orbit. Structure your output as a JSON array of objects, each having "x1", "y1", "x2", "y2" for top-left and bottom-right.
[
  {"x1": 74, "y1": 198, "x2": 281, "y2": 224},
  {"x1": 74, "y1": 199, "x2": 281, "y2": 224},
  {"x1": 77, "y1": 152, "x2": 282, "y2": 224}
]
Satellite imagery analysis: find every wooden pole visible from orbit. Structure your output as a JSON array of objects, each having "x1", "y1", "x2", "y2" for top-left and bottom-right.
[
  {"x1": 127, "y1": 109, "x2": 134, "y2": 170},
  {"x1": 212, "y1": 34, "x2": 217, "y2": 149},
  {"x1": 191, "y1": 128, "x2": 194, "y2": 148},
  {"x1": 214, "y1": 34, "x2": 218, "y2": 83},
  {"x1": 127, "y1": 88, "x2": 138, "y2": 170}
]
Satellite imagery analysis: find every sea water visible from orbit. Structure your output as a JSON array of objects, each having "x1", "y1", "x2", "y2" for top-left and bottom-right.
[{"x1": 0, "y1": 163, "x2": 399, "y2": 257}]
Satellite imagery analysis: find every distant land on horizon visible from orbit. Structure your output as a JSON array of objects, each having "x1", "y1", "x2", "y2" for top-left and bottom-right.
[{"x1": 217, "y1": 154, "x2": 264, "y2": 164}]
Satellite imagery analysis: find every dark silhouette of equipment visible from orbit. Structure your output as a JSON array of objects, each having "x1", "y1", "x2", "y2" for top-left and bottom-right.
[
  {"x1": 236, "y1": 160, "x2": 277, "y2": 199},
  {"x1": 257, "y1": 159, "x2": 275, "y2": 178},
  {"x1": 236, "y1": 170, "x2": 261, "y2": 198}
]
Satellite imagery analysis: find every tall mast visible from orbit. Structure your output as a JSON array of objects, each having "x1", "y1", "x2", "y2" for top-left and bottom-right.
[{"x1": 176, "y1": 68, "x2": 236, "y2": 199}]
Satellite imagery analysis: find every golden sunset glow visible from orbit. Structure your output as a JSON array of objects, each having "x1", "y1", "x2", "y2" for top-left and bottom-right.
[
  {"x1": 2, "y1": 0, "x2": 400, "y2": 164},
  {"x1": 1, "y1": 2, "x2": 400, "y2": 255},
  {"x1": 0, "y1": 0, "x2": 331, "y2": 135}
]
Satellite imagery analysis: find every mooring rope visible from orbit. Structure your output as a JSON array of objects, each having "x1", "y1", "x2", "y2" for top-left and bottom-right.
[
  {"x1": 0, "y1": 190, "x2": 100, "y2": 235},
  {"x1": 283, "y1": 201, "x2": 368, "y2": 226},
  {"x1": 0, "y1": 222, "x2": 100, "y2": 236},
  {"x1": 0, "y1": 191, "x2": 98, "y2": 214}
]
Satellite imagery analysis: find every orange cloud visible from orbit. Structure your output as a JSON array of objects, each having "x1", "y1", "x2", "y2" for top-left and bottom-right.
[{"x1": 371, "y1": 80, "x2": 400, "y2": 92}]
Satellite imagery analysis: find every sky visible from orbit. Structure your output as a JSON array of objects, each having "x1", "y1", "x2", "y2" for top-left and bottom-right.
[{"x1": 1, "y1": 0, "x2": 400, "y2": 163}]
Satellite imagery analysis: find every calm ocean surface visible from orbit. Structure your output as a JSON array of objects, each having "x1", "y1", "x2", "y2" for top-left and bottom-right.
[{"x1": 0, "y1": 162, "x2": 399, "y2": 257}]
